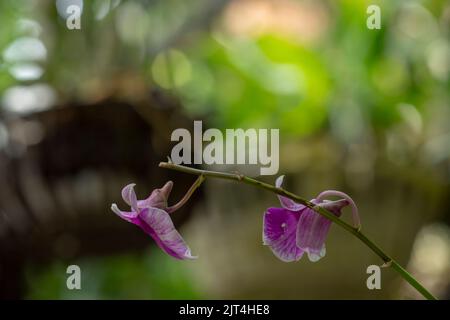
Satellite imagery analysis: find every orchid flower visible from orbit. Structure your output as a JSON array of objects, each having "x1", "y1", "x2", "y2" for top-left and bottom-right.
[
  {"x1": 111, "y1": 180, "x2": 201, "y2": 260},
  {"x1": 263, "y1": 175, "x2": 360, "y2": 262}
]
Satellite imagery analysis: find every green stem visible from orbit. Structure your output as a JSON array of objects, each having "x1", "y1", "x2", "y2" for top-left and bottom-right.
[{"x1": 159, "y1": 162, "x2": 437, "y2": 300}]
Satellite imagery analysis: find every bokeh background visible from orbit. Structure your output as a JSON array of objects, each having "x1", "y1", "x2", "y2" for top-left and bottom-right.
[{"x1": 0, "y1": 0, "x2": 449, "y2": 299}]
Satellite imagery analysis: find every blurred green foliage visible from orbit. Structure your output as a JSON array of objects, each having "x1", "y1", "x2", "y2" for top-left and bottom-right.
[
  {"x1": 25, "y1": 249, "x2": 203, "y2": 299},
  {"x1": 1, "y1": 0, "x2": 448, "y2": 139}
]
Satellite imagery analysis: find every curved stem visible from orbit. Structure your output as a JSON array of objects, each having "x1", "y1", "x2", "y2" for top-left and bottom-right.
[
  {"x1": 167, "y1": 175, "x2": 205, "y2": 213},
  {"x1": 158, "y1": 162, "x2": 437, "y2": 300}
]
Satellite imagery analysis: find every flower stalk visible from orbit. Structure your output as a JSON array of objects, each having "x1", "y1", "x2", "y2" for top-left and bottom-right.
[
  {"x1": 159, "y1": 161, "x2": 437, "y2": 300},
  {"x1": 167, "y1": 175, "x2": 205, "y2": 213}
]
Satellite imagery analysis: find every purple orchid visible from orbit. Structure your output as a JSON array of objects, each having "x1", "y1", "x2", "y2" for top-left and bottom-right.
[
  {"x1": 111, "y1": 181, "x2": 196, "y2": 260},
  {"x1": 263, "y1": 176, "x2": 360, "y2": 262}
]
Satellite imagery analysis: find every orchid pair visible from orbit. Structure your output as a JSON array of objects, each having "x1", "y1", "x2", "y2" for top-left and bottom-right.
[
  {"x1": 111, "y1": 163, "x2": 436, "y2": 300},
  {"x1": 111, "y1": 175, "x2": 360, "y2": 262}
]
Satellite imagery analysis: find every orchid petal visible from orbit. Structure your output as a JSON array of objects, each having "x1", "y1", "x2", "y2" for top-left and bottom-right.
[
  {"x1": 319, "y1": 199, "x2": 349, "y2": 214},
  {"x1": 295, "y1": 201, "x2": 344, "y2": 262},
  {"x1": 263, "y1": 207, "x2": 304, "y2": 262},
  {"x1": 111, "y1": 203, "x2": 139, "y2": 224},
  {"x1": 306, "y1": 245, "x2": 326, "y2": 262},
  {"x1": 138, "y1": 207, "x2": 196, "y2": 260},
  {"x1": 275, "y1": 176, "x2": 305, "y2": 212},
  {"x1": 121, "y1": 183, "x2": 138, "y2": 212},
  {"x1": 316, "y1": 190, "x2": 360, "y2": 229}
]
